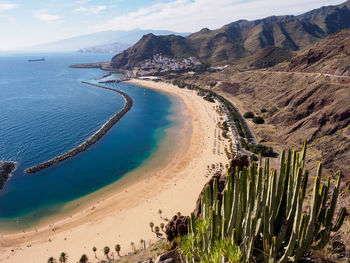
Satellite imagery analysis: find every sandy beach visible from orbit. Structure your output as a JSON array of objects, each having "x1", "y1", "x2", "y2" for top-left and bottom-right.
[{"x1": 0, "y1": 79, "x2": 231, "y2": 263}]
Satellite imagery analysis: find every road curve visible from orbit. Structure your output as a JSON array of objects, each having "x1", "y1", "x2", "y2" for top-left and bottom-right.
[{"x1": 25, "y1": 82, "x2": 133, "y2": 174}]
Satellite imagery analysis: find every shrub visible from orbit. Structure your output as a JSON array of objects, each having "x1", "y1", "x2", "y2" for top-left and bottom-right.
[
  {"x1": 261, "y1": 108, "x2": 267, "y2": 113},
  {"x1": 250, "y1": 154, "x2": 258, "y2": 162},
  {"x1": 252, "y1": 116, "x2": 264, "y2": 124},
  {"x1": 203, "y1": 95, "x2": 214, "y2": 102},
  {"x1": 249, "y1": 144, "x2": 273, "y2": 156},
  {"x1": 243, "y1": 112, "x2": 254, "y2": 118}
]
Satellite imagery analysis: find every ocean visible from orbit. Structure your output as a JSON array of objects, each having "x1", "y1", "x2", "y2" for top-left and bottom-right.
[{"x1": 0, "y1": 53, "x2": 174, "y2": 230}]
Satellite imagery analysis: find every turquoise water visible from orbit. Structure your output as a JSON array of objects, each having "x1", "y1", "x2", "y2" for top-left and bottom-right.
[{"x1": 0, "y1": 53, "x2": 173, "y2": 228}]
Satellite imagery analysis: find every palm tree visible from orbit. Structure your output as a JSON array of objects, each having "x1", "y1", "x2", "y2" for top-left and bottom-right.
[
  {"x1": 104, "y1": 246, "x2": 110, "y2": 261},
  {"x1": 158, "y1": 209, "x2": 162, "y2": 218},
  {"x1": 92, "y1": 246, "x2": 97, "y2": 258},
  {"x1": 47, "y1": 257, "x2": 57, "y2": 263},
  {"x1": 177, "y1": 212, "x2": 182, "y2": 217},
  {"x1": 154, "y1": 226, "x2": 160, "y2": 238},
  {"x1": 140, "y1": 239, "x2": 146, "y2": 250},
  {"x1": 149, "y1": 221, "x2": 154, "y2": 232},
  {"x1": 79, "y1": 254, "x2": 88, "y2": 263},
  {"x1": 130, "y1": 241, "x2": 135, "y2": 251},
  {"x1": 59, "y1": 252, "x2": 68, "y2": 263},
  {"x1": 115, "y1": 244, "x2": 121, "y2": 257},
  {"x1": 160, "y1": 223, "x2": 165, "y2": 232}
]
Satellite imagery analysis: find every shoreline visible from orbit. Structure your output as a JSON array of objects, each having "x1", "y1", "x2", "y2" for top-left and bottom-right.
[
  {"x1": 0, "y1": 79, "x2": 230, "y2": 263},
  {"x1": 24, "y1": 82, "x2": 133, "y2": 174}
]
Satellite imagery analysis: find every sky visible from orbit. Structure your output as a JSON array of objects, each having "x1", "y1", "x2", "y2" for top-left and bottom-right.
[{"x1": 0, "y1": 0, "x2": 346, "y2": 50}]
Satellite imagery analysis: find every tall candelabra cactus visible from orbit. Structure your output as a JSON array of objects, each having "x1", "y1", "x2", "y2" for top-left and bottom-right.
[{"x1": 182, "y1": 141, "x2": 346, "y2": 262}]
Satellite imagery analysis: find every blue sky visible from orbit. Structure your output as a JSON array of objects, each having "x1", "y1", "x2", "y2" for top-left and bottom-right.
[{"x1": 0, "y1": 0, "x2": 346, "y2": 50}]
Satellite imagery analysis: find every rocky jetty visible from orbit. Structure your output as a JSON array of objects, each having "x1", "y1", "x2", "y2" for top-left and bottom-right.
[
  {"x1": 69, "y1": 62, "x2": 112, "y2": 70},
  {"x1": 25, "y1": 82, "x2": 133, "y2": 173},
  {"x1": 0, "y1": 161, "x2": 16, "y2": 190}
]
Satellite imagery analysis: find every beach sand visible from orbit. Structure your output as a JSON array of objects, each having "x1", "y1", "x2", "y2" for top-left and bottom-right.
[{"x1": 0, "y1": 79, "x2": 231, "y2": 263}]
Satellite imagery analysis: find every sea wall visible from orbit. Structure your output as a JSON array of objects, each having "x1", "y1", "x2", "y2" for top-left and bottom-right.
[
  {"x1": 0, "y1": 161, "x2": 16, "y2": 190},
  {"x1": 25, "y1": 82, "x2": 133, "y2": 174}
]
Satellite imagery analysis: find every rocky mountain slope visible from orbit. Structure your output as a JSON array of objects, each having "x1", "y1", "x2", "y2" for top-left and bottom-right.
[
  {"x1": 275, "y1": 29, "x2": 350, "y2": 76},
  {"x1": 111, "y1": 0, "x2": 350, "y2": 69},
  {"x1": 176, "y1": 30, "x2": 350, "y2": 178},
  {"x1": 111, "y1": 34, "x2": 196, "y2": 69}
]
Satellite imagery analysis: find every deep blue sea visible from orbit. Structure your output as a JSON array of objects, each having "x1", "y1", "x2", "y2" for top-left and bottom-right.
[{"x1": 0, "y1": 53, "x2": 173, "y2": 228}]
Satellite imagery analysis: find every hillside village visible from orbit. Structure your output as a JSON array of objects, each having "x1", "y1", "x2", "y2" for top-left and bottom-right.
[{"x1": 133, "y1": 54, "x2": 202, "y2": 76}]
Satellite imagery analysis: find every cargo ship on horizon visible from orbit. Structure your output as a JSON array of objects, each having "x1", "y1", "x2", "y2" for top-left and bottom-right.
[{"x1": 28, "y1": 58, "x2": 45, "y2": 62}]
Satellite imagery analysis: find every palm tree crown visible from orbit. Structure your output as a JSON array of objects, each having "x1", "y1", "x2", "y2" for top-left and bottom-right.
[
  {"x1": 115, "y1": 244, "x2": 121, "y2": 257},
  {"x1": 59, "y1": 252, "x2": 68, "y2": 263},
  {"x1": 79, "y1": 254, "x2": 88, "y2": 263},
  {"x1": 104, "y1": 246, "x2": 110, "y2": 260},
  {"x1": 149, "y1": 221, "x2": 154, "y2": 232}
]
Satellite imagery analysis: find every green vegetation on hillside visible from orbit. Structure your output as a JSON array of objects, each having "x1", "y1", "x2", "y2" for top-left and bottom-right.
[
  {"x1": 240, "y1": 139, "x2": 273, "y2": 157},
  {"x1": 243, "y1": 112, "x2": 254, "y2": 118},
  {"x1": 252, "y1": 116, "x2": 265, "y2": 124},
  {"x1": 178, "y1": 142, "x2": 346, "y2": 262}
]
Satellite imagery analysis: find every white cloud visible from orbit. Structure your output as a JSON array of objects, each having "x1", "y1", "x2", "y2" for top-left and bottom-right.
[
  {"x1": 77, "y1": 0, "x2": 90, "y2": 4},
  {"x1": 0, "y1": 14, "x2": 14, "y2": 21},
  {"x1": 76, "y1": 5, "x2": 107, "y2": 14},
  {"x1": 0, "y1": 1, "x2": 19, "y2": 12},
  {"x1": 92, "y1": 0, "x2": 345, "y2": 33},
  {"x1": 33, "y1": 9, "x2": 61, "y2": 22}
]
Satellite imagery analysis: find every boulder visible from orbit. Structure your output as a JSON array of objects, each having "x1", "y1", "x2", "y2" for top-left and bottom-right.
[
  {"x1": 165, "y1": 215, "x2": 188, "y2": 243},
  {"x1": 155, "y1": 250, "x2": 181, "y2": 263},
  {"x1": 227, "y1": 155, "x2": 249, "y2": 175}
]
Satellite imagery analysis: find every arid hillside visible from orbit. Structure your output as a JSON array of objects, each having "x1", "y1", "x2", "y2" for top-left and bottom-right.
[
  {"x1": 276, "y1": 29, "x2": 350, "y2": 76},
  {"x1": 177, "y1": 30, "x2": 350, "y2": 179}
]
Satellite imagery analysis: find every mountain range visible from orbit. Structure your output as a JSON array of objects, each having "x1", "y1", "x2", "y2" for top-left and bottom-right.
[
  {"x1": 111, "y1": 0, "x2": 350, "y2": 69},
  {"x1": 25, "y1": 29, "x2": 189, "y2": 53}
]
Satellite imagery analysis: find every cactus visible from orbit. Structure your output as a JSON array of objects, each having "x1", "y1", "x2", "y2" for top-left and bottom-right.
[{"x1": 179, "y1": 141, "x2": 346, "y2": 263}]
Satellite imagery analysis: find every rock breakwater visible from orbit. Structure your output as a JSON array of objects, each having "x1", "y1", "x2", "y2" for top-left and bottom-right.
[
  {"x1": 25, "y1": 82, "x2": 133, "y2": 173},
  {"x1": 0, "y1": 161, "x2": 16, "y2": 190}
]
